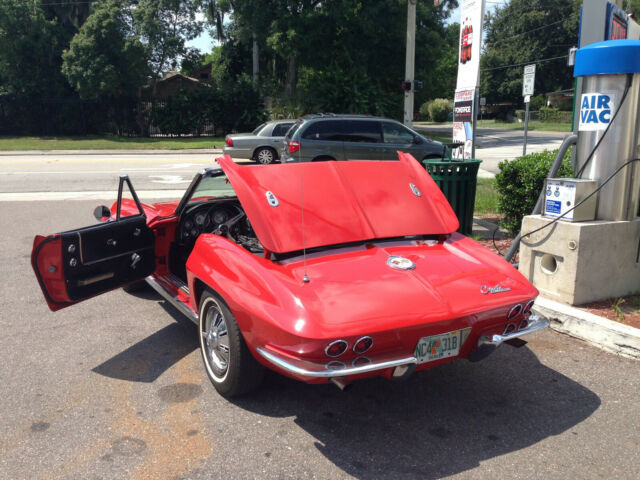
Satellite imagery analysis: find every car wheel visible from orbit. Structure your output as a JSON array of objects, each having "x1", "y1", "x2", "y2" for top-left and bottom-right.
[
  {"x1": 198, "y1": 290, "x2": 264, "y2": 397},
  {"x1": 255, "y1": 147, "x2": 277, "y2": 164}
]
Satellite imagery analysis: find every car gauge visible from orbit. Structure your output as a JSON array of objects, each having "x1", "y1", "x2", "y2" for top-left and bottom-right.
[
  {"x1": 212, "y1": 210, "x2": 228, "y2": 225},
  {"x1": 195, "y1": 213, "x2": 208, "y2": 226}
]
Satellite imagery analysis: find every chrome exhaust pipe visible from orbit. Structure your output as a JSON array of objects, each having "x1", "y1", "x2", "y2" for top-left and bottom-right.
[{"x1": 330, "y1": 377, "x2": 351, "y2": 391}]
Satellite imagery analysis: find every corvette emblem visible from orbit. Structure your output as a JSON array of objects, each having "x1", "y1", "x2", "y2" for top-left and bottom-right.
[
  {"x1": 480, "y1": 284, "x2": 511, "y2": 295},
  {"x1": 387, "y1": 256, "x2": 415, "y2": 270}
]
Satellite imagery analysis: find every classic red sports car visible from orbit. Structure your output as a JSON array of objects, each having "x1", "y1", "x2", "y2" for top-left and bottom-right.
[{"x1": 31, "y1": 153, "x2": 548, "y2": 397}]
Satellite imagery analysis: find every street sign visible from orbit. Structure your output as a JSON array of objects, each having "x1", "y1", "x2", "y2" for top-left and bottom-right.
[
  {"x1": 524, "y1": 95, "x2": 531, "y2": 103},
  {"x1": 480, "y1": 97, "x2": 486, "y2": 106},
  {"x1": 522, "y1": 64, "x2": 536, "y2": 96}
]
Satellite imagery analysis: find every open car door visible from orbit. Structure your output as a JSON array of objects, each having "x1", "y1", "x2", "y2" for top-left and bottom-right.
[{"x1": 31, "y1": 176, "x2": 155, "y2": 311}]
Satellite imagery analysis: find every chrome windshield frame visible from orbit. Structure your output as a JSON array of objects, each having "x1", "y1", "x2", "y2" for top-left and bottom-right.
[{"x1": 174, "y1": 167, "x2": 226, "y2": 217}]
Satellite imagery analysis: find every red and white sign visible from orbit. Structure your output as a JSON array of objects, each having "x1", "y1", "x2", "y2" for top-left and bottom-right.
[{"x1": 453, "y1": 0, "x2": 485, "y2": 159}]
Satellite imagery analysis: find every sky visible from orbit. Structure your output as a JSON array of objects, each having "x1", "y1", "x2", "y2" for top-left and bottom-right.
[{"x1": 186, "y1": 0, "x2": 510, "y2": 54}]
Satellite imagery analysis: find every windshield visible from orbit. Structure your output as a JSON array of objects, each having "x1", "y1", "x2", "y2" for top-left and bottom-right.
[{"x1": 187, "y1": 174, "x2": 236, "y2": 205}]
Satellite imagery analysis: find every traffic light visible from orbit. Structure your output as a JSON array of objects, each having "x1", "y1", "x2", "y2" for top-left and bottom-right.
[
  {"x1": 414, "y1": 80, "x2": 423, "y2": 92},
  {"x1": 402, "y1": 80, "x2": 411, "y2": 92}
]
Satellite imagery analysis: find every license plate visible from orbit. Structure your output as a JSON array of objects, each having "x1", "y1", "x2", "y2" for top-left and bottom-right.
[{"x1": 414, "y1": 330, "x2": 462, "y2": 364}]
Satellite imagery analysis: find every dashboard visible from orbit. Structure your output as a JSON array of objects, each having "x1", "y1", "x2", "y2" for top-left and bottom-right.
[{"x1": 178, "y1": 200, "x2": 262, "y2": 253}]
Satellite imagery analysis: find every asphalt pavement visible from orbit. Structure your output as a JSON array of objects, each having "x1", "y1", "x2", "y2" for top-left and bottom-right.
[
  {"x1": 415, "y1": 125, "x2": 567, "y2": 177},
  {"x1": 0, "y1": 150, "x2": 639, "y2": 479}
]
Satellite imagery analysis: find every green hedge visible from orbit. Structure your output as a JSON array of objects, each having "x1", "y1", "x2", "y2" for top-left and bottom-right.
[
  {"x1": 428, "y1": 98, "x2": 452, "y2": 122},
  {"x1": 495, "y1": 149, "x2": 574, "y2": 235}
]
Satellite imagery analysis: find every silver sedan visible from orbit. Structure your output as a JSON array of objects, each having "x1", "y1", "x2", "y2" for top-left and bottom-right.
[{"x1": 223, "y1": 120, "x2": 296, "y2": 164}]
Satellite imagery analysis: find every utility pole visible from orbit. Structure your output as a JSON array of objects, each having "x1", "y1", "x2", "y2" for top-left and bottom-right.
[
  {"x1": 252, "y1": 33, "x2": 259, "y2": 87},
  {"x1": 403, "y1": 0, "x2": 417, "y2": 127}
]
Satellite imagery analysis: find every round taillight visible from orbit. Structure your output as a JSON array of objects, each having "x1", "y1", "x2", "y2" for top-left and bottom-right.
[
  {"x1": 353, "y1": 336, "x2": 373, "y2": 354},
  {"x1": 325, "y1": 340, "x2": 348, "y2": 357},
  {"x1": 523, "y1": 300, "x2": 535, "y2": 314},
  {"x1": 507, "y1": 304, "x2": 522, "y2": 320},
  {"x1": 504, "y1": 323, "x2": 516, "y2": 335},
  {"x1": 325, "y1": 361, "x2": 346, "y2": 370},
  {"x1": 519, "y1": 318, "x2": 529, "y2": 330},
  {"x1": 225, "y1": 137, "x2": 233, "y2": 147},
  {"x1": 352, "y1": 357, "x2": 371, "y2": 367}
]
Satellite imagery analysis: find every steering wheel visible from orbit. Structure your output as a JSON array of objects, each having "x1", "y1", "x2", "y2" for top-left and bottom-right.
[{"x1": 213, "y1": 211, "x2": 247, "y2": 241}]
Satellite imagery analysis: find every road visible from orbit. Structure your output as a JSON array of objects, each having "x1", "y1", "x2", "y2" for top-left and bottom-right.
[
  {"x1": 416, "y1": 125, "x2": 567, "y2": 177},
  {"x1": 0, "y1": 151, "x2": 639, "y2": 479}
]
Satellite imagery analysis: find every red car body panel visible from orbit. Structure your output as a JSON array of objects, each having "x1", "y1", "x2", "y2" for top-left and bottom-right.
[
  {"x1": 31, "y1": 154, "x2": 545, "y2": 390},
  {"x1": 31, "y1": 234, "x2": 72, "y2": 311},
  {"x1": 219, "y1": 153, "x2": 459, "y2": 253}
]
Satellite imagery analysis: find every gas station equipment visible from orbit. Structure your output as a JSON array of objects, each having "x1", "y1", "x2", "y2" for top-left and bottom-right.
[{"x1": 518, "y1": 40, "x2": 640, "y2": 305}]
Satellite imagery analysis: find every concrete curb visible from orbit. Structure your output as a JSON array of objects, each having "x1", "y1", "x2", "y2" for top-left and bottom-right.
[
  {"x1": 533, "y1": 296, "x2": 640, "y2": 360},
  {"x1": 0, "y1": 148, "x2": 222, "y2": 156}
]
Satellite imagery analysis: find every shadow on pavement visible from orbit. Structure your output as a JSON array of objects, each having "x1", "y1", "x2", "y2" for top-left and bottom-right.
[
  {"x1": 230, "y1": 344, "x2": 600, "y2": 479},
  {"x1": 92, "y1": 300, "x2": 198, "y2": 382}
]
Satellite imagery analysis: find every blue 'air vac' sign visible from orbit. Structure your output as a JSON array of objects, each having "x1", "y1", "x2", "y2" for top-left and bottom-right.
[{"x1": 579, "y1": 93, "x2": 616, "y2": 131}]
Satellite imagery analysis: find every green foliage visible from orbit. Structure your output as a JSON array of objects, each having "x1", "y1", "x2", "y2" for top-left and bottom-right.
[
  {"x1": 540, "y1": 106, "x2": 566, "y2": 123},
  {"x1": 218, "y1": 0, "x2": 459, "y2": 118},
  {"x1": 152, "y1": 78, "x2": 267, "y2": 136},
  {"x1": 418, "y1": 101, "x2": 431, "y2": 120},
  {"x1": 495, "y1": 149, "x2": 574, "y2": 235},
  {"x1": 480, "y1": 0, "x2": 580, "y2": 106},
  {"x1": 428, "y1": 99, "x2": 452, "y2": 123},
  {"x1": 530, "y1": 94, "x2": 546, "y2": 111},
  {"x1": 133, "y1": 0, "x2": 203, "y2": 76},
  {"x1": 61, "y1": 1, "x2": 148, "y2": 100}
]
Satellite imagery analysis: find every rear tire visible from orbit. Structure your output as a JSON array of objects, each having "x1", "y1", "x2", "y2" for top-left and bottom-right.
[
  {"x1": 198, "y1": 290, "x2": 264, "y2": 397},
  {"x1": 255, "y1": 147, "x2": 277, "y2": 164}
]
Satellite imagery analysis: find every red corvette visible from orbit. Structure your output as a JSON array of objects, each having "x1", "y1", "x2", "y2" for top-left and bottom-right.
[{"x1": 31, "y1": 153, "x2": 548, "y2": 397}]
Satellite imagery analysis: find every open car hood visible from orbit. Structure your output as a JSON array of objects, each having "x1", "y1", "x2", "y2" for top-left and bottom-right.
[{"x1": 218, "y1": 153, "x2": 459, "y2": 254}]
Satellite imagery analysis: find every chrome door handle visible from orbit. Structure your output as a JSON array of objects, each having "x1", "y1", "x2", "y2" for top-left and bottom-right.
[{"x1": 130, "y1": 253, "x2": 141, "y2": 269}]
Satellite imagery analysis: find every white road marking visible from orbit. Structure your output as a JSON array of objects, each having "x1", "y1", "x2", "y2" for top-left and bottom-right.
[
  {"x1": 0, "y1": 190, "x2": 185, "y2": 201},
  {"x1": 149, "y1": 175, "x2": 189, "y2": 184}
]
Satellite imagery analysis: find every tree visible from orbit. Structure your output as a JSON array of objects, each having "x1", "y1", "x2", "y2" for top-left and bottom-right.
[
  {"x1": 480, "y1": 0, "x2": 580, "y2": 106},
  {"x1": 209, "y1": 0, "x2": 459, "y2": 118},
  {"x1": 61, "y1": 1, "x2": 148, "y2": 100}
]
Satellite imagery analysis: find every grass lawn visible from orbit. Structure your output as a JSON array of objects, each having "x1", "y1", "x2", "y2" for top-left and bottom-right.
[
  {"x1": 0, "y1": 135, "x2": 224, "y2": 150},
  {"x1": 417, "y1": 120, "x2": 572, "y2": 133},
  {"x1": 474, "y1": 177, "x2": 499, "y2": 216},
  {"x1": 476, "y1": 119, "x2": 572, "y2": 132},
  {"x1": 425, "y1": 132, "x2": 452, "y2": 143}
]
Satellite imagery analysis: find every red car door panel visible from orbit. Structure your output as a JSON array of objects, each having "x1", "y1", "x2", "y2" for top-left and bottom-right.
[{"x1": 32, "y1": 215, "x2": 155, "y2": 311}]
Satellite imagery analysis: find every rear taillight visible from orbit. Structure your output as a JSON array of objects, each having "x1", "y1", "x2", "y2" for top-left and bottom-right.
[
  {"x1": 288, "y1": 141, "x2": 300, "y2": 154},
  {"x1": 225, "y1": 137, "x2": 233, "y2": 147},
  {"x1": 353, "y1": 336, "x2": 373, "y2": 354},
  {"x1": 507, "y1": 304, "x2": 522, "y2": 320},
  {"x1": 325, "y1": 340, "x2": 348, "y2": 357}
]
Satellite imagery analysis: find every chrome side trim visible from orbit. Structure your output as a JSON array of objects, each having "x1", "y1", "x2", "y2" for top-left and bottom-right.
[
  {"x1": 479, "y1": 313, "x2": 549, "y2": 346},
  {"x1": 256, "y1": 347, "x2": 417, "y2": 379},
  {"x1": 145, "y1": 276, "x2": 198, "y2": 324}
]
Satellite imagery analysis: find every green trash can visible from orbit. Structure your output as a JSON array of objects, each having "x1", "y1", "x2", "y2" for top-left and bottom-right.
[{"x1": 423, "y1": 157, "x2": 482, "y2": 236}]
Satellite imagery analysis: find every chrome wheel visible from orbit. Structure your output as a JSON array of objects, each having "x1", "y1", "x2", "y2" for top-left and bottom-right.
[
  {"x1": 198, "y1": 290, "x2": 264, "y2": 397},
  {"x1": 256, "y1": 148, "x2": 275, "y2": 164},
  {"x1": 200, "y1": 296, "x2": 230, "y2": 382}
]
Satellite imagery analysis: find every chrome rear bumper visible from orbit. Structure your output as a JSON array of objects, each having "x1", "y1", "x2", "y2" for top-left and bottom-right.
[
  {"x1": 258, "y1": 314, "x2": 550, "y2": 379},
  {"x1": 255, "y1": 347, "x2": 417, "y2": 379},
  {"x1": 478, "y1": 313, "x2": 549, "y2": 346}
]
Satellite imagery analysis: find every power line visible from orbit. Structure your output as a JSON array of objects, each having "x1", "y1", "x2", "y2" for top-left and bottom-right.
[
  {"x1": 481, "y1": 54, "x2": 568, "y2": 72},
  {"x1": 486, "y1": 14, "x2": 579, "y2": 48}
]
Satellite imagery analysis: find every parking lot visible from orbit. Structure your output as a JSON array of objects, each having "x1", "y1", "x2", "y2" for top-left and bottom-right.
[{"x1": 1, "y1": 154, "x2": 639, "y2": 479}]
